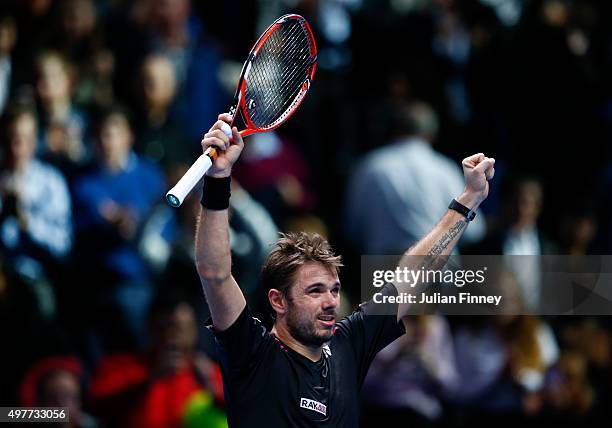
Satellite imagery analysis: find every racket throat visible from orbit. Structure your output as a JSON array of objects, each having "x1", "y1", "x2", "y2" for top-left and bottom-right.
[{"x1": 228, "y1": 104, "x2": 237, "y2": 117}]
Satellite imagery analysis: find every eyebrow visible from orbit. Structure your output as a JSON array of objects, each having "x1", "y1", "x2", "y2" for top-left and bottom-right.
[{"x1": 305, "y1": 282, "x2": 341, "y2": 292}]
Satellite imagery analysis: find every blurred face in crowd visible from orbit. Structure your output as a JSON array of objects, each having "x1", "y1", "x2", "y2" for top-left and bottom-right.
[
  {"x1": 142, "y1": 55, "x2": 177, "y2": 111},
  {"x1": 39, "y1": 370, "x2": 81, "y2": 421},
  {"x1": 0, "y1": 18, "x2": 17, "y2": 56},
  {"x1": 152, "y1": 302, "x2": 198, "y2": 356},
  {"x1": 571, "y1": 217, "x2": 597, "y2": 249},
  {"x1": 279, "y1": 262, "x2": 340, "y2": 347},
  {"x1": 61, "y1": 0, "x2": 97, "y2": 40},
  {"x1": 542, "y1": 0, "x2": 568, "y2": 28},
  {"x1": 28, "y1": 0, "x2": 53, "y2": 16},
  {"x1": 37, "y1": 54, "x2": 72, "y2": 105},
  {"x1": 98, "y1": 113, "x2": 133, "y2": 169},
  {"x1": 546, "y1": 351, "x2": 590, "y2": 410},
  {"x1": 152, "y1": 0, "x2": 191, "y2": 36},
  {"x1": 515, "y1": 180, "x2": 542, "y2": 227},
  {"x1": 6, "y1": 112, "x2": 37, "y2": 170}
]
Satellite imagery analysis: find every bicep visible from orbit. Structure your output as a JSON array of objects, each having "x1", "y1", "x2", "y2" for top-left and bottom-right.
[{"x1": 200, "y1": 274, "x2": 247, "y2": 331}]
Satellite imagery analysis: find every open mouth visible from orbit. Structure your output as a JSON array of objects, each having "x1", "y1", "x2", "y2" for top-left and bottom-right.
[{"x1": 317, "y1": 314, "x2": 335, "y2": 327}]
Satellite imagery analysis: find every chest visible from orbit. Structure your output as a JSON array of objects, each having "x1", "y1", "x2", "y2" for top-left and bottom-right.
[
  {"x1": 236, "y1": 346, "x2": 360, "y2": 426},
  {"x1": 84, "y1": 169, "x2": 157, "y2": 213}
]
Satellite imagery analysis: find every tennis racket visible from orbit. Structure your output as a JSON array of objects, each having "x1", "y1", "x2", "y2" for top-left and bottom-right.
[{"x1": 166, "y1": 14, "x2": 318, "y2": 207}]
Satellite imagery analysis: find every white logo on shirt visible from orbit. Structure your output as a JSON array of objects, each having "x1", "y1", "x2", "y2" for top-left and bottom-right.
[
  {"x1": 300, "y1": 398, "x2": 327, "y2": 416},
  {"x1": 322, "y1": 344, "x2": 331, "y2": 357}
]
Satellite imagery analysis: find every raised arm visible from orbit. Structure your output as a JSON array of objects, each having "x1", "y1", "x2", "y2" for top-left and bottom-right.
[
  {"x1": 396, "y1": 153, "x2": 495, "y2": 320},
  {"x1": 195, "y1": 113, "x2": 247, "y2": 331}
]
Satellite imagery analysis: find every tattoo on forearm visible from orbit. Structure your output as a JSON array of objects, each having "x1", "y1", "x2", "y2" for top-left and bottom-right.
[
  {"x1": 428, "y1": 220, "x2": 467, "y2": 257},
  {"x1": 414, "y1": 219, "x2": 468, "y2": 273}
]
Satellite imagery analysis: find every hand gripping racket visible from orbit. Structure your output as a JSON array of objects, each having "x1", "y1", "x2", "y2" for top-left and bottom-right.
[{"x1": 166, "y1": 14, "x2": 318, "y2": 207}]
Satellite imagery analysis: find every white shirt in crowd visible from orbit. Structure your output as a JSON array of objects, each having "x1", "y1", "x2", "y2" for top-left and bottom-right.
[{"x1": 346, "y1": 137, "x2": 485, "y2": 254}]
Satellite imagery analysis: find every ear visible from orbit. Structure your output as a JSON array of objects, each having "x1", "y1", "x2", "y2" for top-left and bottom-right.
[{"x1": 268, "y1": 289, "x2": 287, "y2": 316}]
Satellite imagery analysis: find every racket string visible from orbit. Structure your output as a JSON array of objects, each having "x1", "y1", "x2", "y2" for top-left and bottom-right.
[
  {"x1": 259, "y1": 27, "x2": 311, "y2": 117},
  {"x1": 247, "y1": 26, "x2": 308, "y2": 124},
  {"x1": 261, "y1": 30, "x2": 311, "y2": 114},
  {"x1": 245, "y1": 21, "x2": 315, "y2": 128},
  {"x1": 249, "y1": 55, "x2": 308, "y2": 124}
]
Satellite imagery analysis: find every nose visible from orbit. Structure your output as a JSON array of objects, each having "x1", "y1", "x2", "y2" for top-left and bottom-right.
[{"x1": 322, "y1": 290, "x2": 338, "y2": 311}]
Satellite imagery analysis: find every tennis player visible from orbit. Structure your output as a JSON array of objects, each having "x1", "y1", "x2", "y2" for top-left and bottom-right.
[{"x1": 196, "y1": 113, "x2": 495, "y2": 427}]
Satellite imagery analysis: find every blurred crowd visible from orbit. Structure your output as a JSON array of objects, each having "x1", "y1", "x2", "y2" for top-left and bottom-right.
[{"x1": 1, "y1": 0, "x2": 612, "y2": 427}]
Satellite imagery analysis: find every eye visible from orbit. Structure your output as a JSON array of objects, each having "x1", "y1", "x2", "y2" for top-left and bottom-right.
[
  {"x1": 331, "y1": 286, "x2": 340, "y2": 296},
  {"x1": 308, "y1": 286, "x2": 323, "y2": 294}
]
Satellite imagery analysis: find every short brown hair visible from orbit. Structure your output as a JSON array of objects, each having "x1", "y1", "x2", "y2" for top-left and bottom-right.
[
  {"x1": 261, "y1": 232, "x2": 343, "y2": 296},
  {"x1": 36, "y1": 50, "x2": 74, "y2": 82},
  {"x1": 1, "y1": 104, "x2": 37, "y2": 149}
]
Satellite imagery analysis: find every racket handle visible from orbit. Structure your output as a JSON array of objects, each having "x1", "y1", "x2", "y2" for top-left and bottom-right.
[
  {"x1": 166, "y1": 123, "x2": 232, "y2": 207},
  {"x1": 165, "y1": 149, "x2": 214, "y2": 207}
]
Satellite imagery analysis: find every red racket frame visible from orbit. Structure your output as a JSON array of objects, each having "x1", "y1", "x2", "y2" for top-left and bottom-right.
[{"x1": 210, "y1": 14, "x2": 317, "y2": 160}]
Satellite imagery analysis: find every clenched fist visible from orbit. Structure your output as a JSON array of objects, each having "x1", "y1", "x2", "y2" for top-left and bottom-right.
[{"x1": 457, "y1": 153, "x2": 495, "y2": 210}]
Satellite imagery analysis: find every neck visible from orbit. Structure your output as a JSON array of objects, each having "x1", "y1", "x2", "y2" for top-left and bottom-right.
[
  {"x1": 147, "y1": 106, "x2": 168, "y2": 127},
  {"x1": 46, "y1": 99, "x2": 70, "y2": 120},
  {"x1": 162, "y1": 26, "x2": 189, "y2": 48},
  {"x1": 271, "y1": 322, "x2": 322, "y2": 362},
  {"x1": 10, "y1": 158, "x2": 28, "y2": 172},
  {"x1": 568, "y1": 243, "x2": 588, "y2": 256},
  {"x1": 512, "y1": 219, "x2": 536, "y2": 233},
  {"x1": 104, "y1": 154, "x2": 129, "y2": 172}
]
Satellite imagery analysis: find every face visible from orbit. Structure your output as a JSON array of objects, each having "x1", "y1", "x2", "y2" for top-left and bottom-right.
[
  {"x1": 98, "y1": 114, "x2": 132, "y2": 165},
  {"x1": 153, "y1": 303, "x2": 198, "y2": 354},
  {"x1": 153, "y1": 0, "x2": 190, "y2": 32},
  {"x1": 40, "y1": 370, "x2": 81, "y2": 411},
  {"x1": 142, "y1": 56, "x2": 176, "y2": 109},
  {"x1": 62, "y1": 0, "x2": 96, "y2": 40},
  {"x1": 7, "y1": 114, "x2": 37, "y2": 166},
  {"x1": 283, "y1": 262, "x2": 340, "y2": 347},
  {"x1": 516, "y1": 180, "x2": 542, "y2": 224},
  {"x1": 0, "y1": 19, "x2": 16, "y2": 55},
  {"x1": 37, "y1": 56, "x2": 71, "y2": 103}
]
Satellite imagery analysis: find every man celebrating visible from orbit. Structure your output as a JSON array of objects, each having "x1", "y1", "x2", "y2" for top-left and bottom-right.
[{"x1": 196, "y1": 113, "x2": 495, "y2": 427}]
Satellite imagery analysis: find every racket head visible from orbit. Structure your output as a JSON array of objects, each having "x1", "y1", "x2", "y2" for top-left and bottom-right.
[{"x1": 229, "y1": 14, "x2": 317, "y2": 137}]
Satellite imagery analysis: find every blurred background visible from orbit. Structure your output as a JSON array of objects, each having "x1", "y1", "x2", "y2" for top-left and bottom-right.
[{"x1": 0, "y1": 0, "x2": 611, "y2": 426}]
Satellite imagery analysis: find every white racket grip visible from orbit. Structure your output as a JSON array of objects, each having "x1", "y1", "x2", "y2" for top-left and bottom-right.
[
  {"x1": 166, "y1": 150, "x2": 213, "y2": 207},
  {"x1": 166, "y1": 124, "x2": 232, "y2": 207}
]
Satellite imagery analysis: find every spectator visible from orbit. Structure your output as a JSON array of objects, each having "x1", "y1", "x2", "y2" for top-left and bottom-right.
[
  {"x1": 465, "y1": 176, "x2": 558, "y2": 310},
  {"x1": 449, "y1": 313, "x2": 559, "y2": 422},
  {"x1": 542, "y1": 350, "x2": 595, "y2": 423},
  {"x1": 71, "y1": 106, "x2": 169, "y2": 350},
  {"x1": 134, "y1": 53, "x2": 193, "y2": 170},
  {"x1": 88, "y1": 293, "x2": 226, "y2": 428},
  {"x1": 20, "y1": 355, "x2": 99, "y2": 428},
  {"x1": 35, "y1": 50, "x2": 89, "y2": 176},
  {"x1": 232, "y1": 130, "x2": 315, "y2": 228},
  {"x1": 0, "y1": 256, "x2": 72, "y2": 406},
  {"x1": 553, "y1": 317, "x2": 611, "y2": 424},
  {"x1": 0, "y1": 105, "x2": 72, "y2": 276},
  {"x1": 161, "y1": 180, "x2": 277, "y2": 314},
  {"x1": 0, "y1": 16, "x2": 17, "y2": 115},
  {"x1": 146, "y1": 0, "x2": 225, "y2": 140},
  {"x1": 559, "y1": 205, "x2": 598, "y2": 255},
  {"x1": 345, "y1": 100, "x2": 485, "y2": 254},
  {"x1": 362, "y1": 315, "x2": 459, "y2": 427},
  {"x1": 49, "y1": 0, "x2": 117, "y2": 112}
]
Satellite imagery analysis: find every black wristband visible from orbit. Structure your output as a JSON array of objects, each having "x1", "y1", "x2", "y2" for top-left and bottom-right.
[
  {"x1": 201, "y1": 176, "x2": 231, "y2": 210},
  {"x1": 448, "y1": 198, "x2": 476, "y2": 222}
]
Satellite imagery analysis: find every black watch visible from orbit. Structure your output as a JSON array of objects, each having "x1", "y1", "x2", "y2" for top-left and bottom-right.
[{"x1": 448, "y1": 199, "x2": 476, "y2": 222}]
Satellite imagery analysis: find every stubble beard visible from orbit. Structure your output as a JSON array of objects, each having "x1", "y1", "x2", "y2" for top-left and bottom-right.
[{"x1": 286, "y1": 302, "x2": 333, "y2": 347}]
